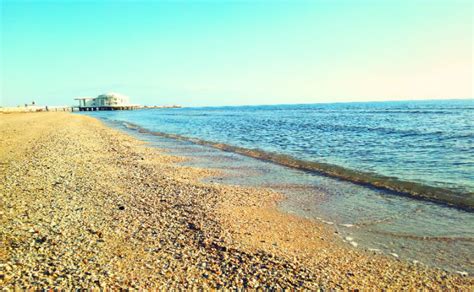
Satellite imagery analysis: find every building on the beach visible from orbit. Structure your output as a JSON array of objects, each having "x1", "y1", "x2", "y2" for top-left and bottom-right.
[
  {"x1": 74, "y1": 92, "x2": 138, "y2": 111},
  {"x1": 0, "y1": 105, "x2": 72, "y2": 113},
  {"x1": 0, "y1": 99, "x2": 73, "y2": 113}
]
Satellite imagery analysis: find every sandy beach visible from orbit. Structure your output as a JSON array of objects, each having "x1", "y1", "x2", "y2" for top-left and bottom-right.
[{"x1": 0, "y1": 112, "x2": 472, "y2": 289}]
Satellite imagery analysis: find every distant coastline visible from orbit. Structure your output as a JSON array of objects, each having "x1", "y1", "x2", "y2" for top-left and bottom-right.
[{"x1": 0, "y1": 104, "x2": 183, "y2": 113}]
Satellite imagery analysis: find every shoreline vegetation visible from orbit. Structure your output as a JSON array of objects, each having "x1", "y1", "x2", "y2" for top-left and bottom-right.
[{"x1": 1, "y1": 112, "x2": 472, "y2": 289}]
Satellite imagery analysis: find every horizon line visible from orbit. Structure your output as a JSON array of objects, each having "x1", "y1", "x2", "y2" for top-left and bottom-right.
[{"x1": 1, "y1": 97, "x2": 473, "y2": 109}]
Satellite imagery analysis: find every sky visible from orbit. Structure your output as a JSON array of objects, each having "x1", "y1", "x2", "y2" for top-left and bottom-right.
[{"x1": 0, "y1": 0, "x2": 472, "y2": 107}]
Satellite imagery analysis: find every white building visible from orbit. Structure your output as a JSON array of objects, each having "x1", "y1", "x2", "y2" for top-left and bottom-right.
[{"x1": 75, "y1": 92, "x2": 134, "y2": 110}]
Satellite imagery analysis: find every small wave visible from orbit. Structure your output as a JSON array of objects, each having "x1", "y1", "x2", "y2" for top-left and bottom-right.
[
  {"x1": 352, "y1": 110, "x2": 456, "y2": 115},
  {"x1": 119, "y1": 121, "x2": 474, "y2": 211},
  {"x1": 122, "y1": 122, "x2": 138, "y2": 130},
  {"x1": 351, "y1": 216, "x2": 401, "y2": 227},
  {"x1": 368, "y1": 230, "x2": 474, "y2": 242}
]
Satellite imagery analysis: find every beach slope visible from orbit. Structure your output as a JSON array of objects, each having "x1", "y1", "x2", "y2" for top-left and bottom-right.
[{"x1": 0, "y1": 113, "x2": 472, "y2": 289}]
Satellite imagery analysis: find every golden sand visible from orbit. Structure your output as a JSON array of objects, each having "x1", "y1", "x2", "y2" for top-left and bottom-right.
[{"x1": 1, "y1": 112, "x2": 472, "y2": 289}]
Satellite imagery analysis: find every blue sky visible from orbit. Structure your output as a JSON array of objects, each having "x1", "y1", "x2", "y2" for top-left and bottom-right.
[{"x1": 1, "y1": 0, "x2": 472, "y2": 107}]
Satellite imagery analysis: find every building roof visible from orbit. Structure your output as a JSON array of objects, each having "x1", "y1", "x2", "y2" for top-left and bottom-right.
[{"x1": 97, "y1": 92, "x2": 129, "y2": 100}]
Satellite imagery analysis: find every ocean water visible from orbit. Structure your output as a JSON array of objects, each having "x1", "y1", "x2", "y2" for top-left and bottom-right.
[
  {"x1": 86, "y1": 100, "x2": 473, "y2": 200},
  {"x1": 82, "y1": 99, "x2": 474, "y2": 273}
]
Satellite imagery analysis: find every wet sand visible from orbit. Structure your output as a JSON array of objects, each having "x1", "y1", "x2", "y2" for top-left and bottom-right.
[{"x1": 1, "y1": 112, "x2": 472, "y2": 289}]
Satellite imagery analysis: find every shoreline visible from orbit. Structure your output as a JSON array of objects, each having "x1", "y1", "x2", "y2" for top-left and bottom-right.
[
  {"x1": 114, "y1": 117, "x2": 474, "y2": 274},
  {"x1": 121, "y1": 121, "x2": 474, "y2": 212},
  {"x1": 1, "y1": 112, "x2": 472, "y2": 289}
]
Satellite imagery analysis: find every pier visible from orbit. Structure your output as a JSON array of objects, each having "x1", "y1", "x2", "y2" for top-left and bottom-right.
[{"x1": 76, "y1": 105, "x2": 140, "y2": 111}]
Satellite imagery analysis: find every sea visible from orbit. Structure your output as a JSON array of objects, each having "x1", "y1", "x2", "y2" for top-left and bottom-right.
[{"x1": 81, "y1": 99, "x2": 474, "y2": 274}]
